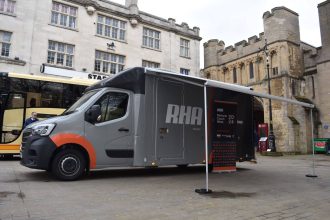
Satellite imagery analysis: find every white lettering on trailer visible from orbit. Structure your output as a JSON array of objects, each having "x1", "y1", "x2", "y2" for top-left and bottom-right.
[
  {"x1": 165, "y1": 104, "x2": 203, "y2": 125},
  {"x1": 179, "y1": 106, "x2": 191, "y2": 124},
  {"x1": 166, "y1": 104, "x2": 180, "y2": 124},
  {"x1": 191, "y1": 107, "x2": 203, "y2": 125}
]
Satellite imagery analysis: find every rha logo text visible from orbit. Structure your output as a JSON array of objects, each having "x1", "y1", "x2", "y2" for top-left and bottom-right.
[{"x1": 165, "y1": 104, "x2": 203, "y2": 125}]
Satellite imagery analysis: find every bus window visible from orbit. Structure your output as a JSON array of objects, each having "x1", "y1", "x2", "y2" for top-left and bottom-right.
[
  {"x1": 40, "y1": 82, "x2": 63, "y2": 108},
  {"x1": 8, "y1": 77, "x2": 88, "y2": 109},
  {"x1": 29, "y1": 98, "x2": 37, "y2": 107},
  {"x1": 62, "y1": 84, "x2": 86, "y2": 108},
  {"x1": 27, "y1": 94, "x2": 41, "y2": 107},
  {"x1": 0, "y1": 93, "x2": 7, "y2": 111},
  {"x1": 1, "y1": 93, "x2": 26, "y2": 144},
  {"x1": 0, "y1": 75, "x2": 9, "y2": 91}
]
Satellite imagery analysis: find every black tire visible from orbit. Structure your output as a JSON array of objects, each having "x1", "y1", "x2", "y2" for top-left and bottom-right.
[
  {"x1": 177, "y1": 164, "x2": 188, "y2": 168},
  {"x1": 51, "y1": 149, "x2": 86, "y2": 181}
]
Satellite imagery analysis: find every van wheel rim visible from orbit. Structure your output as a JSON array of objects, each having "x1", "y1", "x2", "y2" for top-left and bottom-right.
[{"x1": 60, "y1": 156, "x2": 80, "y2": 176}]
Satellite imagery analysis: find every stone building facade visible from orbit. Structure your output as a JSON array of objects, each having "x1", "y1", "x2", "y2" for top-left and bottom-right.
[
  {"x1": 0, "y1": 0, "x2": 201, "y2": 79},
  {"x1": 203, "y1": 1, "x2": 330, "y2": 153}
]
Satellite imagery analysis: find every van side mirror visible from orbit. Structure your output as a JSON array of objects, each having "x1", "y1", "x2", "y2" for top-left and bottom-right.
[{"x1": 85, "y1": 105, "x2": 101, "y2": 124}]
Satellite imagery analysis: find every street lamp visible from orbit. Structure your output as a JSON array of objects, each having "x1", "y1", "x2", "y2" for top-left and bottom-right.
[{"x1": 263, "y1": 39, "x2": 276, "y2": 152}]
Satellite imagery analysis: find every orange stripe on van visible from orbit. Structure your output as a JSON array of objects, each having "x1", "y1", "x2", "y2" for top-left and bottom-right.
[{"x1": 51, "y1": 134, "x2": 96, "y2": 169}]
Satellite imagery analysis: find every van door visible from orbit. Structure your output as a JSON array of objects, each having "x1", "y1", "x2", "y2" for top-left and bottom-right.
[
  {"x1": 84, "y1": 90, "x2": 133, "y2": 167},
  {"x1": 156, "y1": 78, "x2": 184, "y2": 161}
]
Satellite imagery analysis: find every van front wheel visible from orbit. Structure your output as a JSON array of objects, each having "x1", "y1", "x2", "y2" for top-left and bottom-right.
[{"x1": 51, "y1": 149, "x2": 86, "y2": 181}]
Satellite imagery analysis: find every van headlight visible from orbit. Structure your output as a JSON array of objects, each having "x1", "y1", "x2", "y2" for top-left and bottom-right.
[{"x1": 32, "y1": 124, "x2": 56, "y2": 136}]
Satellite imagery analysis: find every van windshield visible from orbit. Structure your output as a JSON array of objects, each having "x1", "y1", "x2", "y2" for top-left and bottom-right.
[{"x1": 63, "y1": 90, "x2": 99, "y2": 115}]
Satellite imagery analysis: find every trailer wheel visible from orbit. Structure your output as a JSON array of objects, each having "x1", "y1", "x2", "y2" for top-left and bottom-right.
[{"x1": 51, "y1": 149, "x2": 86, "y2": 181}]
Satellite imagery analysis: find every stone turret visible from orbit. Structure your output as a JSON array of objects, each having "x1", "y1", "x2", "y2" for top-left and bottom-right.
[
  {"x1": 263, "y1": 7, "x2": 300, "y2": 45},
  {"x1": 263, "y1": 7, "x2": 303, "y2": 77},
  {"x1": 203, "y1": 39, "x2": 225, "y2": 68},
  {"x1": 318, "y1": 0, "x2": 330, "y2": 61},
  {"x1": 316, "y1": 0, "x2": 330, "y2": 139}
]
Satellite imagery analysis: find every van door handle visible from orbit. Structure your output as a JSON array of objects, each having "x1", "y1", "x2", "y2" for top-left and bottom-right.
[{"x1": 118, "y1": 128, "x2": 129, "y2": 132}]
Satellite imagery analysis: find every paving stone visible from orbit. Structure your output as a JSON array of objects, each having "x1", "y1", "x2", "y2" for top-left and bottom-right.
[{"x1": 0, "y1": 155, "x2": 329, "y2": 219}]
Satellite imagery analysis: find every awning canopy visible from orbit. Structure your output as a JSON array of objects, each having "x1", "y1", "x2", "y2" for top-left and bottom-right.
[{"x1": 145, "y1": 67, "x2": 314, "y2": 109}]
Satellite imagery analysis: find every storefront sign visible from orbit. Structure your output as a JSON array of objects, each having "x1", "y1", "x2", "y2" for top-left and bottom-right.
[
  {"x1": 88, "y1": 73, "x2": 108, "y2": 80},
  {"x1": 41, "y1": 64, "x2": 109, "y2": 80}
]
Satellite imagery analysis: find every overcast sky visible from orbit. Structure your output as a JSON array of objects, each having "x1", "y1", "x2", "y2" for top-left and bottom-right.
[{"x1": 111, "y1": 0, "x2": 324, "y2": 68}]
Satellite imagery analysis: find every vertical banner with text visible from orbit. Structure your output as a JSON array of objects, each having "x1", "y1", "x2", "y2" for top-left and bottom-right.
[{"x1": 211, "y1": 100, "x2": 237, "y2": 172}]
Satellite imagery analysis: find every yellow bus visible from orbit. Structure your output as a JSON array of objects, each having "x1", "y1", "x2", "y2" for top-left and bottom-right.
[{"x1": 0, "y1": 72, "x2": 97, "y2": 158}]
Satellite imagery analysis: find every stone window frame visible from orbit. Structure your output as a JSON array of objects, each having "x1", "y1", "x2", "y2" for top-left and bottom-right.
[
  {"x1": 180, "y1": 68, "x2": 190, "y2": 75},
  {"x1": 233, "y1": 67, "x2": 237, "y2": 83},
  {"x1": 94, "y1": 50, "x2": 125, "y2": 75},
  {"x1": 249, "y1": 62, "x2": 254, "y2": 79},
  {"x1": 47, "y1": 40, "x2": 75, "y2": 68},
  {"x1": 272, "y1": 67, "x2": 278, "y2": 76},
  {"x1": 0, "y1": 30, "x2": 12, "y2": 57},
  {"x1": 51, "y1": 1, "x2": 78, "y2": 30},
  {"x1": 180, "y1": 38, "x2": 190, "y2": 58},
  {"x1": 96, "y1": 14, "x2": 127, "y2": 42},
  {"x1": 291, "y1": 79, "x2": 297, "y2": 96},
  {"x1": 239, "y1": 63, "x2": 245, "y2": 84},
  {"x1": 142, "y1": 27, "x2": 161, "y2": 50},
  {"x1": 142, "y1": 60, "x2": 160, "y2": 68},
  {"x1": 270, "y1": 51, "x2": 279, "y2": 76},
  {"x1": 0, "y1": 0, "x2": 16, "y2": 15}
]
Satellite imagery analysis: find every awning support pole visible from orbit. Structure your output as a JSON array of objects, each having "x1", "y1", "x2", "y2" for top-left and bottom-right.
[
  {"x1": 195, "y1": 84, "x2": 212, "y2": 194},
  {"x1": 306, "y1": 108, "x2": 317, "y2": 178},
  {"x1": 204, "y1": 84, "x2": 209, "y2": 191}
]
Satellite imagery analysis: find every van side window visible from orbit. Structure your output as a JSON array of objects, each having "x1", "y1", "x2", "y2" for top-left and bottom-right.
[{"x1": 95, "y1": 92, "x2": 129, "y2": 123}]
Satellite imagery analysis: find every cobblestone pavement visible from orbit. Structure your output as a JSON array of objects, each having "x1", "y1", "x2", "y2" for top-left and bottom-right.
[{"x1": 0, "y1": 154, "x2": 329, "y2": 220}]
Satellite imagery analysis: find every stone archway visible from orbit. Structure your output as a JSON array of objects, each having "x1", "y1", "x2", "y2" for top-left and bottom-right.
[{"x1": 253, "y1": 97, "x2": 264, "y2": 132}]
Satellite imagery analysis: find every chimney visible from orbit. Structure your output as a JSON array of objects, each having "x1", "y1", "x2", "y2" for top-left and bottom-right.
[
  {"x1": 318, "y1": 1, "x2": 330, "y2": 50},
  {"x1": 125, "y1": 0, "x2": 139, "y2": 15}
]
